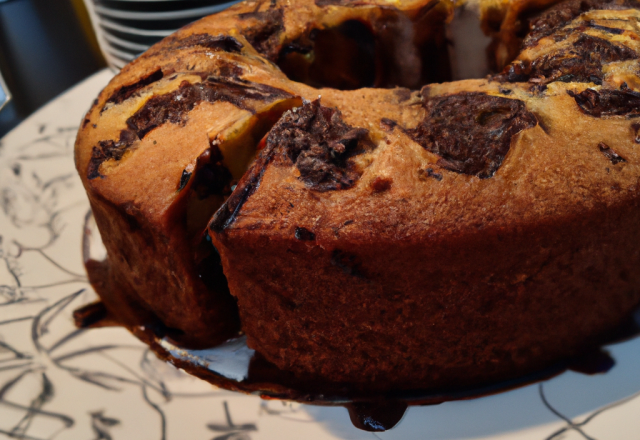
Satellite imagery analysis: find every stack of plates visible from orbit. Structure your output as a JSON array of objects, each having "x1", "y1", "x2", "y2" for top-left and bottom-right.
[
  {"x1": 83, "y1": 0, "x2": 242, "y2": 70},
  {"x1": 0, "y1": 69, "x2": 9, "y2": 112}
]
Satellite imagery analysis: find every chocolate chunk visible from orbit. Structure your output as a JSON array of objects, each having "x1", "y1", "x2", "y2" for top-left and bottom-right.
[
  {"x1": 370, "y1": 177, "x2": 393, "y2": 193},
  {"x1": 599, "y1": 142, "x2": 626, "y2": 164},
  {"x1": 497, "y1": 35, "x2": 636, "y2": 86},
  {"x1": 405, "y1": 92, "x2": 537, "y2": 178},
  {"x1": 105, "y1": 69, "x2": 164, "y2": 108},
  {"x1": 418, "y1": 167, "x2": 443, "y2": 181},
  {"x1": 119, "y1": 128, "x2": 137, "y2": 145},
  {"x1": 295, "y1": 227, "x2": 316, "y2": 241},
  {"x1": 531, "y1": 35, "x2": 635, "y2": 85},
  {"x1": 524, "y1": 0, "x2": 640, "y2": 48},
  {"x1": 568, "y1": 348, "x2": 616, "y2": 374},
  {"x1": 126, "y1": 78, "x2": 292, "y2": 139},
  {"x1": 87, "y1": 129, "x2": 139, "y2": 180},
  {"x1": 239, "y1": 7, "x2": 285, "y2": 60},
  {"x1": 568, "y1": 88, "x2": 640, "y2": 117},
  {"x1": 267, "y1": 99, "x2": 371, "y2": 191},
  {"x1": 173, "y1": 34, "x2": 244, "y2": 53}
]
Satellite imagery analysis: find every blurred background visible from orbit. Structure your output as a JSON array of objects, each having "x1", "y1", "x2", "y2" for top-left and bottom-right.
[{"x1": 0, "y1": 0, "x2": 240, "y2": 138}]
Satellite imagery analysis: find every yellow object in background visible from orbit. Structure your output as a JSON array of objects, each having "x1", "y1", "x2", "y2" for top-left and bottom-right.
[{"x1": 69, "y1": 0, "x2": 105, "y2": 65}]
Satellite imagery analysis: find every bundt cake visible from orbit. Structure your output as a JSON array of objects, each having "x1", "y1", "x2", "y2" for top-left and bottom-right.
[{"x1": 75, "y1": 0, "x2": 640, "y2": 392}]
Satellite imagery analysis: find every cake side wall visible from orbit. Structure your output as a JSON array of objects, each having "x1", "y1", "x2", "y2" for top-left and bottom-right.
[
  {"x1": 88, "y1": 194, "x2": 240, "y2": 348},
  {"x1": 213, "y1": 199, "x2": 640, "y2": 390}
]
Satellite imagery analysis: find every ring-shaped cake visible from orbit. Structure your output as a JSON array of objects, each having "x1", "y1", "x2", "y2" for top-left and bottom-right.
[{"x1": 76, "y1": 0, "x2": 640, "y2": 394}]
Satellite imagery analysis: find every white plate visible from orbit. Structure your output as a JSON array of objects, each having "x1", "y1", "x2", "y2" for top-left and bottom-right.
[{"x1": 2, "y1": 69, "x2": 640, "y2": 440}]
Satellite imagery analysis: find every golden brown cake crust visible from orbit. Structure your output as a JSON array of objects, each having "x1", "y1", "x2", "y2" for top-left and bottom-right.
[{"x1": 76, "y1": 0, "x2": 640, "y2": 388}]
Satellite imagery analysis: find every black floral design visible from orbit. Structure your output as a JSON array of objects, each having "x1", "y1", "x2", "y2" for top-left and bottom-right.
[
  {"x1": 540, "y1": 383, "x2": 640, "y2": 440},
  {"x1": 90, "y1": 410, "x2": 120, "y2": 440},
  {"x1": 207, "y1": 401, "x2": 257, "y2": 440}
]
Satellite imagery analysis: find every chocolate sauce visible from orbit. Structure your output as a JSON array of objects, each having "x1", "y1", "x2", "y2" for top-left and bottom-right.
[
  {"x1": 346, "y1": 400, "x2": 408, "y2": 432},
  {"x1": 73, "y1": 301, "x2": 109, "y2": 328},
  {"x1": 568, "y1": 349, "x2": 615, "y2": 375}
]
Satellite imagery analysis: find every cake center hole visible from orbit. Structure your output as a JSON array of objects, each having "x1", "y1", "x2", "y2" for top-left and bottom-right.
[
  {"x1": 276, "y1": 6, "x2": 494, "y2": 91},
  {"x1": 278, "y1": 20, "x2": 377, "y2": 90}
]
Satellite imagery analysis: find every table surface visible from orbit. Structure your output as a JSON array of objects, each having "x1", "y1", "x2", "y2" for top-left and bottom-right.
[{"x1": 1, "y1": 69, "x2": 640, "y2": 440}]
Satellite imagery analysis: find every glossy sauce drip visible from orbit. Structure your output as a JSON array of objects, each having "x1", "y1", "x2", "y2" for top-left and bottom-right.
[
  {"x1": 568, "y1": 349, "x2": 615, "y2": 375},
  {"x1": 346, "y1": 400, "x2": 408, "y2": 432},
  {"x1": 73, "y1": 301, "x2": 110, "y2": 328}
]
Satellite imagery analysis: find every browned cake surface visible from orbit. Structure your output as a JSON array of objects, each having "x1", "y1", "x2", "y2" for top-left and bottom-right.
[{"x1": 76, "y1": 0, "x2": 640, "y2": 390}]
